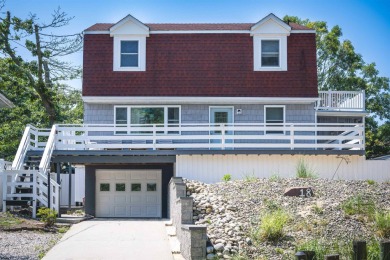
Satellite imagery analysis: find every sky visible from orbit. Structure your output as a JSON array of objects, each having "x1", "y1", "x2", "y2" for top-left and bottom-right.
[{"x1": 2, "y1": 0, "x2": 390, "y2": 90}]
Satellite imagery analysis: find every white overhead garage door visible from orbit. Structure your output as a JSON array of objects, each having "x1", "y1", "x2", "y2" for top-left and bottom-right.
[{"x1": 96, "y1": 169, "x2": 162, "y2": 218}]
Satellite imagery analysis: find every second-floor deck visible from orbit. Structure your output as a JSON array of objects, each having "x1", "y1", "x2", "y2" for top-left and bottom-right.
[{"x1": 316, "y1": 91, "x2": 365, "y2": 112}]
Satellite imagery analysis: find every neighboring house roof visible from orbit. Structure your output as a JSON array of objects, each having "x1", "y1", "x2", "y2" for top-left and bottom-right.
[
  {"x1": 370, "y1": 155, "x2": 390, "y2": 160},
  {"x1": 85, "y1": 22, "x2": 312, "y2": 32},
  {"x1": 0, "y1": 92, "x2": 14, "y2": 108}
]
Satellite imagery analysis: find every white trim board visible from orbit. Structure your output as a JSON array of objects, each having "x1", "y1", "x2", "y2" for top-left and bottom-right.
[{"x1": 83, "y1": 96, "x2": 319, "y2": 105}]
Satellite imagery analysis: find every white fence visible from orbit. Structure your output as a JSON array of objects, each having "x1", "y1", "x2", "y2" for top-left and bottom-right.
[{"x1": 176, "y1": 154, "x2": 390, "y2": 183}]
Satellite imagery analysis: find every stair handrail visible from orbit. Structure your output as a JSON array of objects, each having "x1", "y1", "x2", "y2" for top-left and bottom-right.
[
  {"x1": 39, "y1": 125, "x2": 57, "y2": 174},
  {"x1": 12, "y1": 125, "x2": 32, "y2": 170}
]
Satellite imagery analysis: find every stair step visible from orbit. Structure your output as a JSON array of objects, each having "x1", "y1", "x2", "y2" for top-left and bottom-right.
[
  {"x1": 4, "y1": 199, "x2": 33, "y2": 206},
  {"x1": 15, "y1": 187, "x2": 33, "y2": 193}
]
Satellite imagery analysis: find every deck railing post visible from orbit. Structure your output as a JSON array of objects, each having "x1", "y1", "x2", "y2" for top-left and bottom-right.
[
  {"x1": 1, "y1": 159, "x2": 6, "y2": 212},
  {"x1": 153, "y1": 124, "x2": 157, "y2": 150},
  {"x1": 380, "y1": 240, "x2": 390, "y2": 260},
  {"x1": 222, "y1": 124, "x2": 225, "y2": 150},
  {"x1": 353, "y1": 240, "x2": 367, "y2": 260},
  {"x1": 32, "y1": 172, "x2": 37, "y2": 218},
  {"x1": 290, "y1": 124, "x2": 294, "y2": 150}
]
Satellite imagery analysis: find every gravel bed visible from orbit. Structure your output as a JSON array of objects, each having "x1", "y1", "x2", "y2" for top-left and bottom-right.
[
  {"x1": 0, "y1": 230, "x2": 62, "y2": 260},
  {"x1": 185, "y1": 178, "x2": 390, "y2": 259}
]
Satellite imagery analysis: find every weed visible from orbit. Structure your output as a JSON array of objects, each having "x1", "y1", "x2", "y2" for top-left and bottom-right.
[
  {"x1": 296, "y1": 239, "x2": 352, "y2": 259},
  {"x1": 341, "y1": 195, "x2": 376, "y2": 220},
  {"x1": 244, "y1": 173, "x2": 258, "y2": 182},
  {"x1": 58, "y1": 226, "x2": 70, "y2": 233},
  {"x1": 0, "y1": 212, "x2": 24, "y2": 228},
  {"x1": 269, "y1": 173, "x2": 281, "y2": 182},
  {"x1": 263, "y1": 198, "x2": 281, "y2": 212},
  {"x1": 254, "y1": 210, "x2": 290, "y2": 241},
  {"x1": 296, "y1": 158, "x2": 317, "y2": 178},
  {"x1": 366, "y1": 179, "x2": 376, "y2": 185},
  {"x1": 312, "y1": 203, "x2": 324, "y2": 215},
  {"x1": 374, "y1": 211, "x2": 390, "y2": 237},
  {"x1": 37, "y1": 207, "x2": 57, "y2": 227},
  {"x1": 275, "y1": 248, "x2": 284, "y2": 254},
  {"x1": 222, "y1": 174, "x2": 232, "y2": 182}
]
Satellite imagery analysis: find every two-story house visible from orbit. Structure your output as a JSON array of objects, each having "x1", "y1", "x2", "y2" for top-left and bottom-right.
[{"x1": 2, "y1": 14, "x2": 369, "y2": 219}]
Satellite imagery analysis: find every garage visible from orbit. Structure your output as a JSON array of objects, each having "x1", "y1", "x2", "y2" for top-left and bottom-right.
[{"x1": 95, "y1": 169, "x2": 162, "y2": 218}]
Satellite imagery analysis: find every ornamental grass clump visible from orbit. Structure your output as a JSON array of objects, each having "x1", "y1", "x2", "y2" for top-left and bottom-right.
[
  {"x1": 256, "y1": 210, "x2": 290, "y2": 241},
  {"x1": 374, "y1": 211, "x2": 390, "y2": 238},
  {"x1": 296, "y1": 158, "x2": 317, "y2": 178}
]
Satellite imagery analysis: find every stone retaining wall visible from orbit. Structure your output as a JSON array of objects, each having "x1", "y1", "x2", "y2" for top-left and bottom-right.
[{"x1": 169, "y1": 177, "x2": 207, "y2": 260}]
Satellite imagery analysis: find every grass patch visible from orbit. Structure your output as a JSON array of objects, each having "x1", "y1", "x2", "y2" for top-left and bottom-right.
[
  {"x1": 269, "y1": 173, "x2": 281, "y2": 182},
  {"x1": 243, "y1": 173, "x2": 258, "y2": 182},
  {"x1": 58, "y1": 226, "x2": 70, "y2": 234},
  {"x1": 263, "y1": 198, "x2": 282, "y2": 212},
  {"x1": 367, "y1": 239, "x2": 381, "y2": 260},
  {"x1": 296, "y1": 158, "x2": 317, "y2": 178},
  {"x1": 312, "y1": 203, "x2": 324, "y2": 215},
  {"x1": 341, "y1": 195, "x2": 376, "y2": 220},
  {"x1": 296, "y1": 239, "x2": 352, "y2": 259},
  {"x1": 0, "y1": 212, "x2": 24, "y2": 228},
  {"x1": 366, "y1": 179, "x2": 376, "y2": 185},
  {"x1": 374, "y1": 211, "x2": 390, "y2": 237},
  {"x1": 254, "y1": 210, "x2": 290, "y2": 241}
]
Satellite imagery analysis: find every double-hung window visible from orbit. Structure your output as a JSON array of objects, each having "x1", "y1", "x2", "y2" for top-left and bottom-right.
[
  {"x1": 115, "y1": 106, "x2": 180, "y2": 134},
  {"x1": 265, "y1": 106, "x2": 285, "y2": 134},
  {"x1": 120, "y1": 41, "x2": 139, "y2": 67},
  {"x1": 261, "y1": 40, "x2": 279, "y2": 67}
]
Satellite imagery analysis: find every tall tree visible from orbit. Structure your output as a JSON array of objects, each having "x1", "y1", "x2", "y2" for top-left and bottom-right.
[
  {"x1": 0, "y1": 3, "x2": 82, "y2": 125},
  {"x1": 283, "y1": 16, "x2": 390, "y2": 121}
]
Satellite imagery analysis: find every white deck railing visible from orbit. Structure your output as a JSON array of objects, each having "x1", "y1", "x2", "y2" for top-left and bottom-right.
[
  {"x1": 317, "y1": 91, "x2": 365, "y2": 111},
  {"x1": 50, "y1": 123, "x2": 364, "y2": 151}
]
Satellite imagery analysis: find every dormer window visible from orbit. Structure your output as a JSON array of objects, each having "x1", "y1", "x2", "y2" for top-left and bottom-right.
[
  {"x1": 251, "y1": 14, "x2": 290, "y2": 72},
  {"x1": 121, "y1": 41, "x2": 139, "y2": 67},
  {"x1": 261, "y1": 40, "x2": 279, "y2": 67}
]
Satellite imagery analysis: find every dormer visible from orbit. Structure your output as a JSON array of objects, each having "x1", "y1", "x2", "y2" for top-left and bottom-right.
[
  {"x1": 251, "y1": 13, "x2": 291, "y2": 71},
  {"x1": 110, "y1": 14, "x2": 149, "y2": 71}
]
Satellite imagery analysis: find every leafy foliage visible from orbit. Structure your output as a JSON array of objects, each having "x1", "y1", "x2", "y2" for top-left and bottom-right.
[
  {"x1": 0, "y1": 4, "x2": 83, "y2": 161},
  {"x1": 37, "y1": 207, "x2": 57, "y2": 227},
  {"x1": 222, "y1": 174, "x2": 232, "y2": 182}
]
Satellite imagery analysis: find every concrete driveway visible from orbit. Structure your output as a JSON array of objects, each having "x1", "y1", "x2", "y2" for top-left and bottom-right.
[{"x1": 44, "y1": 219, "x2": 174, "y2": 260}]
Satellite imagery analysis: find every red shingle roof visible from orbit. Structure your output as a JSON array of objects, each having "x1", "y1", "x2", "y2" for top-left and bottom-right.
[{"x1": 84, "y1": 22, "x2": 312, "y2": 32}]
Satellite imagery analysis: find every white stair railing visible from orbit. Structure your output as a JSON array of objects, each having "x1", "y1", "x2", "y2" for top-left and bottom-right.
[{"x1": 38, "y1": 125, "x2": 60, "y2": 214}]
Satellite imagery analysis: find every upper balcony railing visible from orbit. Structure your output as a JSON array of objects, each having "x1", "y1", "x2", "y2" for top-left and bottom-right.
[
  {"x1": 21, "y1": 123, "x2": 364, "y2": 151},
  {"x1": 317, "y1": 91, "x2": 365, "y2": 112}
]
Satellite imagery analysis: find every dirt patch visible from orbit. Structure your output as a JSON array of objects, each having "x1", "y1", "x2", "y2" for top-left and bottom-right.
[{"x1": 0, "y1": 212, "x2": 45, "y2": 231}]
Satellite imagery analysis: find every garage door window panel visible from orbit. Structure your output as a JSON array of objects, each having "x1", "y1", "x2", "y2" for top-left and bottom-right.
[
  {"x1": 116, "y1": 183, "x2": 126, "y2": 191},
  {"x1": 147, "y1": 183, "x2": 157, "y2": 191},
  {"x1": 100, "y1": 183, "x2": 110, "y2": 191},
  {"x1": 131, "y1": 183, "x2": 142, "y2": 191}
]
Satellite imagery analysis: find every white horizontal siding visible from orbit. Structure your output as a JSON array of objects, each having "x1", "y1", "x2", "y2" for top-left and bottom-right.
[{"x1": 176, "y1": 155, "x2": 390, "y2": 183}]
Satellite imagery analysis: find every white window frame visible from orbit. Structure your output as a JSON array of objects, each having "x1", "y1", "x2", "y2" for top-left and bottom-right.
[
  {"x1": 254, "y1": 36, "x2": 287, "y2": 71},
  {"x1": 264, "y1": 105, "x2": 286, "y2": 135},
  {"x1": 114, "y1": 105, "x2": 181, "y2": 135},
  {"x1": 113, "y1": 36, "x2": 146, "y2": 71}
]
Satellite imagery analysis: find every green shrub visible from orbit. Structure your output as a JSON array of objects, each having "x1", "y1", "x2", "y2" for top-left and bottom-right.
[
  {"x1": 296, "y1": 158, "x2": 317, "y2": 178},
  {"x1": 222, "y1": 174, "x2": 232, "y2": 182},
  {"x1": 366, "y1": 179, "x2": 376, "y2": 185},
  {"x1": 256, "y1": 210, "x2": 290, "y2": 241},
  {"x1": 37, "y1": 207, "x2": 57, "y2": 227},
  {"x1": 375, "y1": 211, "x2": 390, "y2": 237},
  {"x1": 341, "y1": 195, "x2": 376, "y2": 219}
]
